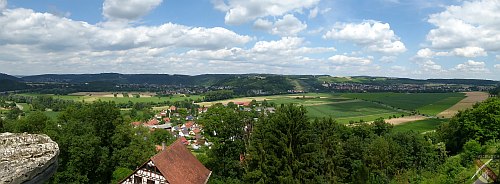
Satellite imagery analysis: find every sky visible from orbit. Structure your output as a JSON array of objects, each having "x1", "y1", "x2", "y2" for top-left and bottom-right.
[{"x1": 0, "y1": 0, "x2": 499, "y2": 79}]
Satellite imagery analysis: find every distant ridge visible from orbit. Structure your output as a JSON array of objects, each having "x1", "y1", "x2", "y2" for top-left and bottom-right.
[{"x1": 0, "y1": 73, "x2": 21, "y2": 81}]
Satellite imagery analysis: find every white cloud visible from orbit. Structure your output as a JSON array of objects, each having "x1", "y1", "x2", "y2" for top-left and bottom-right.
[
  {"x1": 452, "y1": 60, "x2": 489, "y2": 73},
  {"x1": 379, "y1": 56, "x2": 397, "y2": 63},
  {"x1": 417, "y1": 59, "x2": 443, "y2": 72},
  {"x1": 416, "y1": 48, "x2": 434, "y2": 58},
  {"x1": 103, "y1": 0, "x2": 162, "y2": 21},
  {"x1": 390, "y1": 65, "x2": 406, "y2": 72},
  {"x1": 214, "y1": 0, "x2": 320, "y2": 25},
  {"x1": 0, "y1": 0, "x2": 7, "y2": 10},
  {"x1": 254, "y1": 14, "x2": 307, "y2": 36},
  {"x1": 496, "y1": 55, "x2": 500, "y2": 61},
  {"x1": 451, "y1": 46, "x2": 487, "y2": 58},
  {"x1": 253, "y1": 18, "x2": 273, "y2": 30},
  {"x1": 323, "y1": 21, "x2": 407, "y2": 54},
  {"x1": 426, "y1": 0, "x2": 500, "y2": 51},
  {"x1": 415, "y1": 47, "x2": 486, "y2": 59},
  {"x1": 494, "y1": 64, "x2": 500, "y2": 70},
  {"x1": 328, "y1": 55, "x2": 372, "y2": 65},
  {"x1": 0, "y1": 8, "x2": 251, "y2": 51},
  {"x1": 308, "y1": 7, "x2": 319, "y2": 19}
]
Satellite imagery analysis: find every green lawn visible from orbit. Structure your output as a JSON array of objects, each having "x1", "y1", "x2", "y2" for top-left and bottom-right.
[
  {"x1": 339, "y1": 93, "x2": 465, "y2": 115},
  {"x1": 393, "y1": 118, "x2": 447, "y2": 133}
]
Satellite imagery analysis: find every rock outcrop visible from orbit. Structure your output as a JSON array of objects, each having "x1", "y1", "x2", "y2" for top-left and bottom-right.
[{"x1": 0, "y1": 132, "x2": 59, "y2": 184}]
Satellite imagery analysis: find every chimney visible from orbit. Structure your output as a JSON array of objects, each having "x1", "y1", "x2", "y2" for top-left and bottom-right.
[{"x1": 162, "y1": 142, "x2": 166, "y2": 151}]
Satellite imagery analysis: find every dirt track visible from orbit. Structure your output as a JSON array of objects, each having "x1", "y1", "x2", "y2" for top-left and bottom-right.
[
  {"x1": 437, "y1": 92, "x2": 489, "y2": 118},
  {"x1": 384, "y1": 115, "x2": 428, "y2": 125}
]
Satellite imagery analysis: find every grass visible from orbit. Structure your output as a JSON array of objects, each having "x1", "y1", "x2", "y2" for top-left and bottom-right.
[
  {"x1": 42, "y1": 111, "x2": 60, "y2": 120},
  {"x1": 339, "y1": 93, "x2": 465, "y2": 115},
  {"x1": 17, "y1": 93, "x2": 204, "y2": 104},
  {"x1": 16, "y1": 103, "x2": 32, "y2": 111},
  {"x1": 393, "y1": 118, "x2": 447, "y2": 133},
  {"x1": 305, "y1": 101, "x2": 406, "y2": 123}
]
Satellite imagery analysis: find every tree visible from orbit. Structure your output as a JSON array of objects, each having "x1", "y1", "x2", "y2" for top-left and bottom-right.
[
  {"x1": 199, "y1": 104, "x2": 250, "y2": 180},
  {"x1": 18, "y1": 111, "x2": 50, "y2": 133},
  {"x1": 437, "y1": 98, "x2": 500, "y2": 153},
  {"x1": 245, "y1": 104, "x2": 314, "y2": 183}
]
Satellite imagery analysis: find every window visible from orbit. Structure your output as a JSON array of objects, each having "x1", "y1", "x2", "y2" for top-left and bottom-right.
[
  {"x1": 147, "y1": 179, "x2": 155, "y2": 184},
  {"x1": 134, "y1": 176, "x2": 142, "y2": 184}
]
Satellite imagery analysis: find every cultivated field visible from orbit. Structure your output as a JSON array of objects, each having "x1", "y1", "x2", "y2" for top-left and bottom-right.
[
  {"x1": 393, "y1": 118, "x2": 448, "y2": 133},
  {"x1": 18, "y1": 93, "x2": 203, "y2": 104},
  {"x1": 339, "y1": 92, "x2": 466, "y2": 116},
  {"x1": 437, "y1": 92, "x2": 489, "y2": 118},
  {"x1": 201, "y1": 92, "x2": 469, "y2": 124},
  {"x1": 198, "y1": 93, "x2": 407, "y2": 123}
]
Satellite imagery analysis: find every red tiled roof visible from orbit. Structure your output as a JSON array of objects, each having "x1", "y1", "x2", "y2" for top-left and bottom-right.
[
  {"x1": 131, "y1": 122, "x2": 142, "y2": 126},
  {"x1": 151, "y1": 139, "x2": 211, "y2": 184},
  {"x1": 185, "y1": 121, "x2": 194, "y2": 128},
  {"x1": 180, "y1": 136, "x2": 189, "y2": 145},
  {"x1": 147, "y1": 119, "x2": 159, "y2": 126},
  {"x1": 163, "y1": 117, "x2": 171, "y2": 122},
  {"x1": 170, "y1": 106, "x2": 177, "y2": 111}
]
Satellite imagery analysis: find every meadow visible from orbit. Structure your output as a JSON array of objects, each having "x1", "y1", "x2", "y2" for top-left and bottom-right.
[
  {"x1": 392, "y1": 118, "x2": 448, "y2": 133},
  {"x1": 339, "y1": 93, "x2": 466, "y2": 116}
]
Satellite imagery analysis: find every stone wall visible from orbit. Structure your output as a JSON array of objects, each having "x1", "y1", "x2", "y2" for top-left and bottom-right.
[{"x1": 0, "y1": 132, "x2": 59, "y2": 184}]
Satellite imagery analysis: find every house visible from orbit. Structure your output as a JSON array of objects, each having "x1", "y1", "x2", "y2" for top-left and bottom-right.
[
  {"x1": 169, "y1": 106, "x2": 177, "y2": 112},
  {"x1": 185, "y1": 115, "x2": 194, "y2": 121},
  {"x1": 146, "y1": 119, "x2": 159, "y2": 126},
  {"x1": 119, "y1": 139, "x2": 211, "y2": 184},
  {"x1": 163, "y1": 117, "x2": 171, "y2": 123},
  {"x1": 131, "y1": 122, "x2": 142, "y2": 127}
]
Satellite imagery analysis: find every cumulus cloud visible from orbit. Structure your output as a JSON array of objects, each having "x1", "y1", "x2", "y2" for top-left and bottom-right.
[
  {"x1": 415, "y1": 47, "x2": 486, "y2": 59},
  {"x1": 426, "y1": 0, "x2": 500, "y2": 52},
  {"x1": 495, "y1": 64, "x2": 500, "y2": 70},
  {"x1": 253, "y1": 14, "x2": 307, "y2": 36},
  {"x1": 328, "y1": 55, "x2": 372, "y2": 65},
  {"x1": 379, "y1": 56, "x2": 397, "y2": 63},
  {"x1": 323, "y1": 21, "x2": 407, "y2": 54},
  {"x1": 496, "y1": 55, "x2": 500, "y2": 61},
  {"x1": 0, "y1": 8, "x2": 251, "y2": 52},
  {"x1": 451, "y1": 47, "x2": 487, "y2": 58},
  {"x1": 308, "y1": 7, "x2": 319, "y2": 19},
  {"x1": 103, "y1": 0, "x2": 162, "y2": 21},
  {"x1": 452, "y1": 60, "x2": 489, "y2": 73},
  {"x1": 213, "y1": 0, "x2": 320, "y2": 25},
  {"x1": 0, "y1": 0, "x2": 6, "y2": 10}
]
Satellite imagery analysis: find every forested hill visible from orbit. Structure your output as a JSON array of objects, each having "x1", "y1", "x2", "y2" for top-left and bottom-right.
[
  {"x1": 18, "y1": 73, "x2": 499, "y2": 86},
  {"x1": 0, "y1": 73, "x2": 27, "y2": 92},
  {"x1": 0, "y1": 73, "x2": 21, "y2": 81}
]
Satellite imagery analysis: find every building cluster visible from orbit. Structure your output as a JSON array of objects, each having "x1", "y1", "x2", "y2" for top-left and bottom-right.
[{"x1": 322, "y1": 82, "x2": 494, "y2": 92}]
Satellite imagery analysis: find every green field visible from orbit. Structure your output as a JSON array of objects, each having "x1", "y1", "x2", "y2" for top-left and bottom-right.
[
  {"x1": 305, "y1": 100, "x2": 406, "y2": 123},
  {"x1": 16, "y1": 103, "x2": 32, "y2": 111},
  {"x1": 17, "y1": 93, "x2": 204, "y2": 104},
  {"x1": 339, "y1": 93, "x2": 465, "y2": 115},
  {"x1": 200, "y1": 92, "x2": 464, "y2": 124},
  {"x1": 393, "y1": 118, "x2": 448, "y2": 133}
]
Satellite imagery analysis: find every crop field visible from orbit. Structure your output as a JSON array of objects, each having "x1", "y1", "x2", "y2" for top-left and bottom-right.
[
  {"x1": 198, "y1": 93, "x2": 407, "y2": 123},
  {"x1": 339, "y1": 93, "x2": 466, "y2": 115},
  {"x1": 17, "y1": 93, "x2": 203, "y2": 104},
  {"x1": 393, "y1": 118, "x2": 447, "y2": 133}
]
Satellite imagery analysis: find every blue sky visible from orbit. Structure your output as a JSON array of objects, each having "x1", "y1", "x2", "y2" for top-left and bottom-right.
[{"x1": 0, "y1": 0, "x2": 499, "y2": 79}]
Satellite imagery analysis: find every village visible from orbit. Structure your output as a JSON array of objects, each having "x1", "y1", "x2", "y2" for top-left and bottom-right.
[{"x1": 130, "y1": 102, "x2": 276, "y2": 153}]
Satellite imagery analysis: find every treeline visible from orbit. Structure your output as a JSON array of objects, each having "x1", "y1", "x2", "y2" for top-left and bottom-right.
[
  {"x1": 0, "y1": 102, "x2": 174, "y2": 183},
  {"x1": 199, "y1": 97, "x2": 500, "y2": 183},
  {"x1": 198, "y1": 104, "x2": 446, "y2": 183}
]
